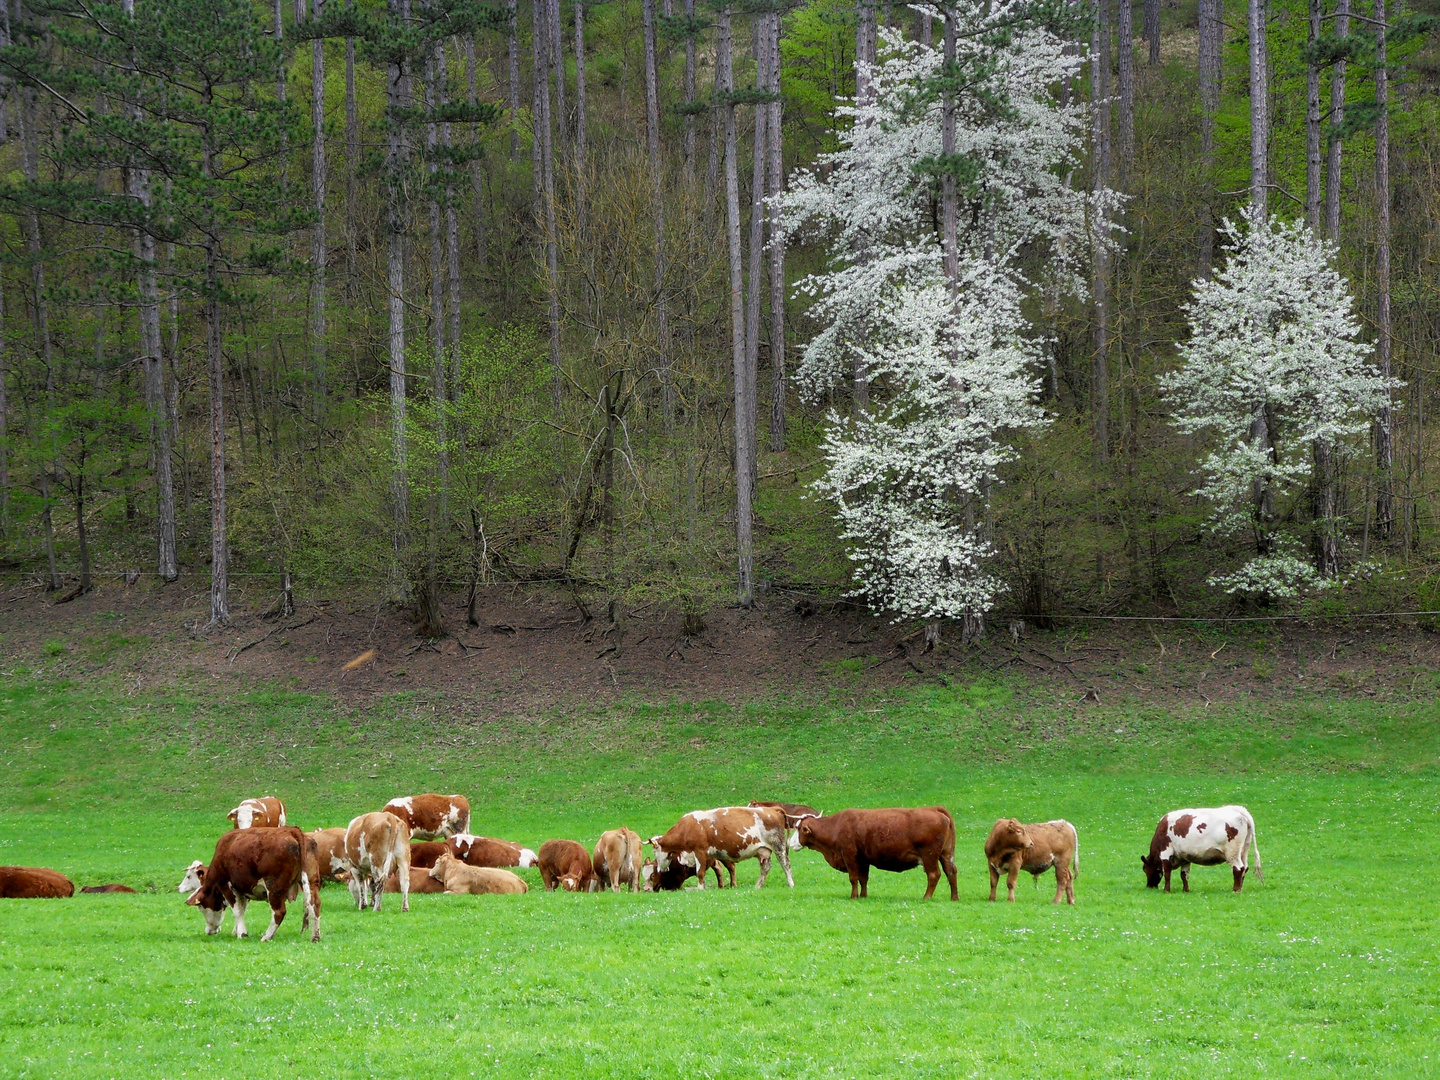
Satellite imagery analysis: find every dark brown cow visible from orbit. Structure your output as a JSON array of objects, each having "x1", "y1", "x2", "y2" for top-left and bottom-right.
[
  {"x1": 81, "y1": 884, "x2": 136, "y2": 894},
  {"x1": 537, "y1": 839, "x2": 597, "y2": 892},
  {"x1": 447, "y1": 834, "x2": 539, "y2": 869},
  {"x1": 381, "y1": 794, "x2": 471, "y2": 840},
  {"x1": 794, "y1": 807, "x2": 958, "y2": 900},
  {"x1": 185, "y1": 827, "x2": 320, "y2": 942},
  {"x1": 984, "y1": 818, "x2": 1079, "y2": 904},
  {"x1": 641, "y1": 856, "x2": 733, "y2": 891},
  {"x1": 649, "y1": 806, "x2": 793, "y2": 889},
  {"x1": 228, "y1": 796, "x2": 286, "y2": 829},
  {"x1": 0, "y1": 866, "x2": 75, "y2": 898},
  {"x1": 408, "y1": 841, "x2": 450, "y2": 869},
  {"x1": 593, "y1": 828, "x2": 643, "y2": 892}
]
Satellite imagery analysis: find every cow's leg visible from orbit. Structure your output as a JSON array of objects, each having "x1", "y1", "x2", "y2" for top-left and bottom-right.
[
  {"x1": 1052, "y1": 867, "x2": 1066, "y2": 905},
  {"x1": 370, "y1": 873, "x2": 384, "y2": 912},
  {"x1": 847, "y1": 864, "x2": 862, "y2": 899},
  {"x1": 988, "y1": 863, "x2": 1000, "y2": 902},
  {"x1": 260, "y1": 898, "x2": 285, "y2": 942},
  {"x1": 1005, "y1": 855, "x2": 1022, "y2": 902},
  {"x1": 1232, "y1": 865, "x2": 1246, "y2": 893},
  {"x1": 776, "y1": 839, "x2": 795, "y2": 888},
  {"x1": 233, "y1": 897, "x2": 249, "y2": 939},
  {"x1": 693, "y1": 852, "x2": 710, "y2": 889},
  {"x1": 723, "y1": 859, "x2": 737, "y2": 887},
  {"x1": 399, "y1": 862, "x2": 410, "y2": 913},
  {"x1": 1162, "y1": 861, "x2": 1172, "y2": 893},
  {"x1": 1180, "y1": 865, "x2": 1190, "y2": 893},
  {"x1": 858, "y1": 861, "x2": 870, "y2": 899},
  {"x1": 921, "y1": 855, "x2": 940, "y2": 900},
  {"x1": 940, "y1": 852, "x2": 958, "y2": 901},
  {"x1": 755, "y1": 849, "x2": 772, "y2": 889}
]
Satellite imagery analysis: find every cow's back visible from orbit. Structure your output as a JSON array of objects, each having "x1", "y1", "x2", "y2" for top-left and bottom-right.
[{"x1": 0, "y1": 866, "x2": 75, "y2": 899}]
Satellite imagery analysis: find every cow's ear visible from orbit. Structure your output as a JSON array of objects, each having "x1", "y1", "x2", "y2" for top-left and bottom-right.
[{"x1": 185, "y1": 889, "x2": 203, "y2": 906}]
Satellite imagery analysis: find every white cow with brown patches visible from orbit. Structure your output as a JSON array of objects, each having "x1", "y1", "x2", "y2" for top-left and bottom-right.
[
  {"x1": 648, "y1": 806, "x2": 793, "y2": 889},
  {"x1": 343, "y1": 812, "x2": 412, "y2": 912},
  {"x1": 1142, "y1": 805, "x2": 1263, "y2": 893},
  {"x1": 382, "y1": 794, "x2": 470, "y2": 840},
  {"x1": 228, "y1": 796, "x2": 286, "y2": 829}
]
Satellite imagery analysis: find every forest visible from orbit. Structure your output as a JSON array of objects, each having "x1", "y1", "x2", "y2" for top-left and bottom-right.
[{"x1": 1, "y1": 0, "x2": 1438, "y2": 639}]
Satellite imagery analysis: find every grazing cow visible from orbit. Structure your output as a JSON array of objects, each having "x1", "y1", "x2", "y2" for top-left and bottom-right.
[
  {"x1": 447, "y1": 834, "x2": 539, "y2": 869},
  {"x1": 0, "y1": 866, "x2": 75, "y2": 899},
  {"x1": 429, "y1": 853, "x2": 529, "y2": 895},
  {"x1": 648, "y1": 806, "x2": 793, "y2": 890},
  {"x1": 344, "y1": 812, "x2": 412, "y2": 912},
  {"x1": 641, "y1": 856, "x2": 732, "y2": 891},
  {"x1": 81, "y1": 884, "x2": 136, "y2": 894},
  {"x1": 593, "y1": 828, "x2": 644, "y2": 893},
  {"x1": 381, "y1": 866, "x2": 448, "y2": 894},
  {"x1": 228, "y1": 796, "x2": 286, "y2": 830},
  {"x1": 185, "y1": 827, "x2": 320, "y2": 942},
  {"x1": 381, "y1": 794, "x2": 471, "y2": 840},
  {"x1": 308, "y1": 827, "x2": 350, "y2": 883},
  {"x1": 795, "y1": 807, "x2": 958, "y2": 900},
  {"x1": 1143, "y1": 805, "x2": 1263, "y2": 893},
  {"x1": 408, "y1": 841, "x2": 450, "y2": 869},
  {"x1": 537, "y1": 839, "x2": 597, "y2": 892},
  {"x1": 984, "y1": 818, "x2": 1079, "y2": 905}
]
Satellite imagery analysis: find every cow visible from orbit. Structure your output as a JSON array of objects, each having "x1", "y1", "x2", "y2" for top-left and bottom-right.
[
  {"x1": 447, "y1": 834, "x2": 539, "y2": 870},
  {"x1": 1142, "y1": 805, "x2": 1263, "y2": 893},
  {"x1": 184, "y1": 827, "x2": 320, "y2": 942},
  {"x1": 537, "y1": 839, "x2": 597, "y2": 892},
  {"x1": 381, "y1": 794, "x2": 471, "y2": 840},
  {"x1": 344, "y1": 811, "x2": 412, "y2": 912},
  {"x1": 794, "y1": 807, "x2": 958, "y2": 900},
  {"x1": 228, "y1": 796, "x2": 286, "y2": 830},
  {"x1": 80, "y1": 884, "x2": 136, "y2": 894},
  {"x1": 308, "y1": 827, "x2": 350, "y2": 883},
  {"x1": 381, "y1": 866, "x2": 448, "y2": 894},
  {"x1": 429, "y1": 853, "x2": 529, "y2": 895},
  {"x1": 648, "y1": 806, "x2": 793, "y2": 890},
  {"x1": 983, "y1": 818, "x2": 1079, "y2": 905},
  {"x1": 178, "y1": 860, "x2": 208, "y2": 896},
  {"x1": 408, "y1": 841, "x2": 450, "y2": 869},
  {"x1": 593, "y1": 827, "x2": 643, "y2": 893},
  {"x1": 748, "y1": 801, "x2": 821, "y2": 827},
  {"x1": 0, "y1": 866, "x2": 75, "y2": 898},
  {"x1": 641, "y1": 856, "x2": 733, "y2": 891}
]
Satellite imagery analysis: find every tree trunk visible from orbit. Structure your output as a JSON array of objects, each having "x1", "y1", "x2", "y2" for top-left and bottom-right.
[
  {"x1": 549, "y1": 0, "x2": 567, "y2": 154},
  {"x1": 508, "y1": 0, "x2": 520, "y2": 158},
  {"x1": 1313, "y1": 438, "x2": 1339, "y2": 576},
  {"x1": 719, "y1": 4, "x2": 754, "y2": 608},
  {"x1": 574, "y1": 0, "x2": 588, "y2": 233},
  {"x1": 684, "y1": 0, "x2": 697, "y2": 185},
  {"x1": 767, "y1": 11, "x2": 786, "y2": 453},
  {"x1": 1091, "y1": 0, "x2": 1111, "y2": 464},
  {"x1": 534, "y1": 0, "x2": 562, "y2": 402},
  {"x1": 309, "y1": 0, "x2": 327, "y2": 413},
  {"x1": 745, "y1": 11, "x2": 769, "y2": 479},
  {"x1": 1198, "y1": 0, "x2": 1220, "y2": 273},
  {"x1": 387, "y1": 0, "x2": 411, "y2": 580},
  {"x1": 1325, "y1": 0, "x2": 1348, "y2": 238},
  {"x1": 345, "y1": 0, "x2": 358, "y2": 288},
  {"x1": 1117, "y1": 0, "x2": 1134, "y2": 171},
  {"x1": 853, "y1": 0, "x2": 876, "y2": 410},
  {"x1": 1144, "y1": 0, "x2": 1159, "y2": 64},
  {"x1": 1374, "y1": 0, "x2": 1393, "y2": 538},
  {"x1": 1248, "y1": 0, "x2": 1268, "y2": 215},
  {"x1": 1249, "y1": 408, "x2": 1274, "y2": 553},
  {"x1": 205, "y1": 223, "x2": 228, "y2": 622},
  {"x1": 0, "y1": 280, "x2": 8, "y2": 535},
  {"x1": 643, "y1": 0, "x2": 673, "y2": 428},
  {"x1": 1305, "y1": 0, "x2": 1322, "y2": 230},
  {"x1": 465, "y1": 36, "x2": 487, "y2": 270},
  {"x1": 426, "y1": 44, "x2": 449, "y2": 513},
  {"x1": 72, "y1": 475, "x2": 92, "y2": 596}
]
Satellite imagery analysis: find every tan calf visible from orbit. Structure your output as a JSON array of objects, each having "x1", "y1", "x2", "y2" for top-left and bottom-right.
[
  {"x1": 984, "y1": 818, "x2": 1078, "y2": 905},
  {"x1": 430, "y1": 853, "x2": 529, "y2": 894},
  {"x1": 593, "y1": 827, "x2": 643, "y2": 892}
]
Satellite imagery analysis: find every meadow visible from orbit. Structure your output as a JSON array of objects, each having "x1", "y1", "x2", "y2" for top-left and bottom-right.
[{"x1": 1, "y1": 675, "x2": 1438, "y2": 1078}]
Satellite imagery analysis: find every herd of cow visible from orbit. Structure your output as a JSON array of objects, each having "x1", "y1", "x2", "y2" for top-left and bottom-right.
[{"x1": 0, "y1": 793, "x2": 1265, "y2": 942}]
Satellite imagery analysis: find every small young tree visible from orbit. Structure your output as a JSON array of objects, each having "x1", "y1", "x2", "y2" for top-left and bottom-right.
[{"x1": 1162, "y1": 209, "x2": 1398, "y2": 598}]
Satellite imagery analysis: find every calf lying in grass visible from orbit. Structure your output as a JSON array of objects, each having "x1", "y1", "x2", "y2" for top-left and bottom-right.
[{"x1": 429, "y1": 853, "x2": 529, "y2": 894}]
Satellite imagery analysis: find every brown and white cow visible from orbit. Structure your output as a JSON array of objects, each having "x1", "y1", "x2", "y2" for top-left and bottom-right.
[
  {"x1": 1142, "y1": 805, "x2": 1263, "y2": 893},
  {"x1": 429, "y1": 853, "x2": 529, "y2": 895},
  {"x1": 343, "y1": 811, "x2": 412, "y2": 912},
  {"x1": 81, "y1": 884, "x2": 136, "y2": 894},
  {"x1": 984, "y1": 818, "x2": 1079, "y2": 904},
  {"x1": 0, "y1": 866, "x2": 75, "y2": 898},
  {"x1": 641, "y1": 856, "x2": 733, "y2": 891},
  {"x1": 794, "y1": 807, "x2": 957, "y2": 900},
  {"x1": 408, "y1": 841, "x2": 450, "y2": 869},
  {"x1": 447, "y1": 834, "x2": 539, "y2": 870},
  {"x1": 381, "y1": 794, "x2": 470, "y2": 840},
  {"x1": 748, "y1": 801, "x2": 821, "y2": 827},
  {"x1": 308, "y1": 827, "x2": 350, "y2": 883},
  {"x1": 185, "y1": 827, "x2": 320, "y2": 942},
  {"x1": 536, "y1": 839, "x2": 597, "y2": 892},
  {"x1": 649, "y1": 806, "x2": 793, "y2": 890},
  {"x1": 228, "y1": 796, "x2": 286, "y2": 830},
  {"x1": 592, "y1": 827, "x2": 643, "y2": 893}
]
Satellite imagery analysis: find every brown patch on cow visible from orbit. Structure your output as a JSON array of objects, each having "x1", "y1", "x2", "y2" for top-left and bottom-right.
[
  {"x1": 1225, "y1": 823, "x2": 1239, "y2": 840},
  {"x1": 0, "y1": 867, "x2": 76, "y2": 898},
  {"x1": 1172, "y1": 814, "x2": 1194, "y2": 838},
  {"x1": 1196, "y1": 822, "x2": 1207, "y2": 832}
]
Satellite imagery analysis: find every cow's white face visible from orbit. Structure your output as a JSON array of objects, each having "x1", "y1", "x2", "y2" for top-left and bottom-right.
[
  {"x1": 518, "y1": 848, "x2": 539, "y2": 868},
  {"x1": 641, "y1": 863, "x2": 656, "y2": 891},
  {"x1": 649, "y1": 840, "x2": 672, "y2": 873},
  {"x1": 179, "y1": 860, "x2": 205, "y2": 895},
  {"x1": 788, "y1": 831, "x2": 802, "y2": 851}
]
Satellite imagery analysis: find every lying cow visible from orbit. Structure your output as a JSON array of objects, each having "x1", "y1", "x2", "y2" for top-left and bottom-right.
[
  {"x1": 1143, "y1": 805, "x2": 1263, "y2": 893},
  {"x1": 795, "y1": 807, "x2": 957, "y2": 900},
  {"x1": 81, "y1": 884, "x2": 136, "y2": 894},
  {"x1": 430, "y1": 853, "x2": 529, "y2": 895},
  {"x1": 984, "y1": 818, "x2": 1079, "y2": 904},
  {"x1": 228, "y1": 796, "x2": 286, "y2": 829},
  {"x1": 382, "y1": 794, "x2": 471, "y2": 840},
  {"x1": 308, "y1": 827, "x2": 350, "y2": 883},
  {"x1": 641, "y1": 856, "x2": 733, "y2": 891},
  {"x1": 408, "y1": 841, "x2": 450, "y2": 869},
  {"x1": 593, "y1": 827, "x2": 643, "y2": 892},
  {"x1": 0, "y1": 866, "x2": 75, "y2": 898},
  {"x1": 649, "y1": 806, "x2": 793, "y2": 889},
  {"x1": 344, "y1": 811, "x2": 412, "y2": 912},
  {"x1": 447, "y1": 834, "x2": 539, "y2": 869},
  {"x1": 537, "y1": 839, "x2": 597, "y2": 892},
  {"x1": 382, "y1": 866, "x2": 447, "y2": 894},
  {"x1": 185, "y1": 827, "x2": 320, "y2": 942}
]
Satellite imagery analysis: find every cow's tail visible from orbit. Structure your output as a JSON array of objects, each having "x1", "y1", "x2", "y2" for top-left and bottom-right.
[
  {"x1": 1245, "y1": 809, "x2": 1263, "y2": 884},
  {"x1": 1064, "y1": 820, "x2": 1079, "y2": 879},
  {"x1": 936, "y1": 807, "x2": 957, "y2": 858}
]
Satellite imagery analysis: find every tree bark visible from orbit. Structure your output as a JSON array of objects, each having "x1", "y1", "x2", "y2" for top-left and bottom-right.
[
  {"x1": 309, "y1": 0, "x2": 327, "y2": 413},
  {"x1": 1374, "y1": 0, "x2": 1393, "y2": 538},
  {"x1": 1198, "y1": 0, "x2": 1220, "y2": 273},
  {"x1": 465, "y1": 35, "x2": 487, "y2": 271},
  {"x1": 853, "y1": 0, "x2": 876, "y2": 412},
  {"x1": 1117, "y1": 0, "x2": 1134, "y2": 171},
  {"x1": 387, "y1": 0, "x2": 412, "y2": 580},
  {"x1": 426, "y1": 43, "x2": 448, "y2": 511},
  {"x1": 1313, "y1": 437, "x2": 1339, "y2": 576},
  {"x1": 0, "y1": 279, "x2": 9, "y2": 534},
  {"x1": 549, "y1": 0, "x2": 567, "y2": 154},
  {"x1": 719, "y1": 4, "x2": 754, "y2": 608},
  {"x1": 643, "y1": 0, "x2": 673, "y2": 428},
  {"x1": 1091, "y1": 0, "x2": 1111, "y2": 464},
  {"x1": 1248, "y1": 0, "x2": 1268, "y2": 215},
  {"x1": 767, "y1": 11, "x2": 786, "y2": 453},
  {"x1": 1325, "y1": 0, "x2": 1348, "y2": 239},
  {"x1": 204, "y1": 130, "x2": 229, "y2": 626},
  {"x1": 508, "y1": 0, "x2": 520, "y2": 158},
  {"x1": 534, "y1": 0, "x2": 562, "y2": 403},
  {"x1": 1305, "y1": 0, "x2": 1322, "y2": 231},
  {"x1": 1144, "y1": 0, "x2": 1159, "y2": 64},
  {"x1": 345, "y1": 0, "x2": 358, "y2": 287},
  {"x1": 574, "y1": 0, "x2": 588, "y2": 233},
  {"x1": 684, "y1": 0, "x2": 697, "y2": 185},
  {"x1": 745, "y1": 11, "x2": 769, "y2": 479}
]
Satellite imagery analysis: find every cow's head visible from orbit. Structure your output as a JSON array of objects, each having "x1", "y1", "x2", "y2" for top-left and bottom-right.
[
  {"x1": 995, "y1": 818, "x2": 1032, "y2": 850},
  {"x1": 1141, "y1": 854, "x2": 1163, "y2": 889},
  {"x1": 641, "y1": 860, "x2": 657, "y2": 892},
  {"x1": 787, "y1": 813, "x2": 820, "y2": 850},
  {"x1": 558, "y1": 873, "x2": 587, "y2": 892},
  {"x1": 795, "y1": 817, "x2": 822, "y2": 851},
  {"x1": 518, "y1": 847, "x2": 539, "y2": 868},
  {"x1": 646, "y1": 837, "x2": 673, "y2": 873},
  {"x1": 430, "y1": 853, "x2": 455, "y2": 882},
  {"x1": 185, "y1": 882, "x2": 227, "y2": 934},
  {"x1": 178, "y1": 860, "x2": 206, "y2": 896}
]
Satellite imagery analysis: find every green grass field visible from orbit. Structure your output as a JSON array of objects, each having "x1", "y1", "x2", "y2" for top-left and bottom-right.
[{"x1": 1, "y1": 676, "x2": 1438, "y2": 1078}]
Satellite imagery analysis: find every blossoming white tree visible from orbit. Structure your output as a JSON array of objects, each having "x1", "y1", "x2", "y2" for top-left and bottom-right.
[
  {"x1": 1162, "y1": 208, "x2": 1398, "y2": 598},
  {"x1": 782, "y1": 9, "x2": 1115, "y2": 639}
]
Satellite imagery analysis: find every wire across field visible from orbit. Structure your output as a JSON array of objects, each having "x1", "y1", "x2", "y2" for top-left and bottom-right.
[{"x1": 1, "y1": 679, "x2": 1437, "y2": 1078}]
